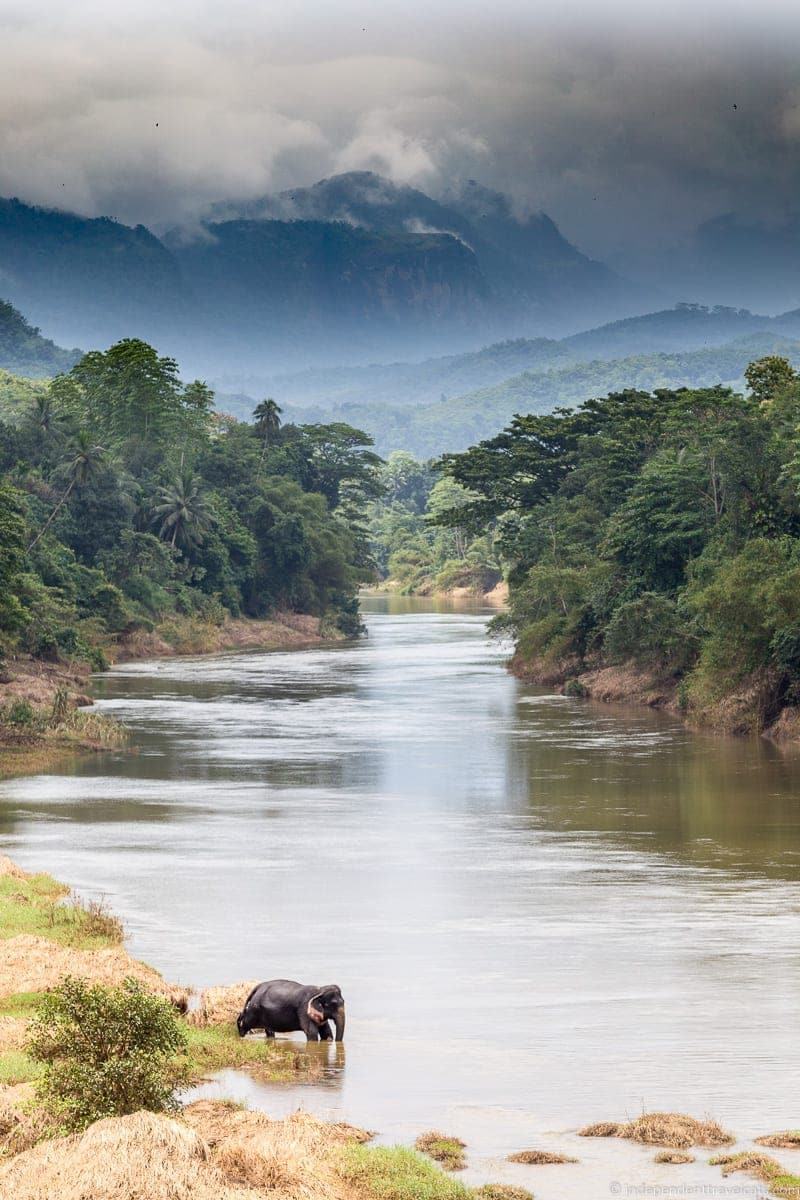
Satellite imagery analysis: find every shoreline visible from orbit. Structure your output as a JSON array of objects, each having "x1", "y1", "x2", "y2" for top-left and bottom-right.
[
  {"x1": 364, "y1": 580, "x2": 508, "y2": 605},
  {"x1": 1, "y1": 855, "x2": 798, "y2": 1199},
  {"x1": 509, "y1": 652, "x2": 800, "y2": 745},
  {"x1": 0, "y1": 611, "x2": 343, "y2": 775}
]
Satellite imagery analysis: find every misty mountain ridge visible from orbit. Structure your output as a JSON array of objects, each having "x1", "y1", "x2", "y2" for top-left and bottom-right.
[
  {"x1": 265, "y1": 330, "x2": 800, "y2": 460},
  {"x1": 0, "y1": 297, "x2": 80, "y2": 377},
  {"x1": 248, "y1": 302, "x2": 800, "y2": 411},
  {"x1": 0, "y1": 173, "x2": 654, "y2": 373}
]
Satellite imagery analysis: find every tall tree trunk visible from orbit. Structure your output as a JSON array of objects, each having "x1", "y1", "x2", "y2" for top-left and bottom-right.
[{"x1": 28, "y1": 478, "x2": 75, "y2": 551}]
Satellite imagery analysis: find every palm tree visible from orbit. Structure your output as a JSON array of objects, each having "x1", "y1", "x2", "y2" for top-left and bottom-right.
[
  {"x1": 253, "y1": 398, "x2": 282, "y2": 460},
  {"x1": 152, "y1": 473, "x2": 213, "y2": 550},
  {"x1": 30, "y1": 394, "x2": 55, "y2": 435},
  {"x1": 28, "y1": 430, "x2": 107, "y2": 550}
]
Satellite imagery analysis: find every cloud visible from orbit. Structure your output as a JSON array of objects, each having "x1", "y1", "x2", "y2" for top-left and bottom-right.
[{"x1": 2, "y1": 0, "x2": 800, "y2": 260}]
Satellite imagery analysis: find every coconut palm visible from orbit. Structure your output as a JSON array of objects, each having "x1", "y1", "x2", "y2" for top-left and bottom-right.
[
  {"x1": 28, "y1": 430, "x2": 107, "y2": 550},
  {"x1": 152, "y1": 473, "x2": 214, "y2": 550},
  {"x1": 253, "y1": 398, "x2": 283, "y2": 460}
]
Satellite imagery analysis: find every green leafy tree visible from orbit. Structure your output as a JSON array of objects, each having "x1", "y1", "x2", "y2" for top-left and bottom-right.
[
  {"x1": 27, "y1": 976, "x2": 188, "y2": 1132},
  {"x1": 0, "y1": 482, "x2": 27, "y2": 639}
]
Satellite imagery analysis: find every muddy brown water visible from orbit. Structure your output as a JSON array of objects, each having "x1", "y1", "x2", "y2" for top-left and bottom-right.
[{"x1": 2, "y1": 596, "x2": 799, "y2": 1195}]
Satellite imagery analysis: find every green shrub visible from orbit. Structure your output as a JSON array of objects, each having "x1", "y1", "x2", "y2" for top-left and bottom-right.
[
  {"x1": 6, "y1": 698, "x2": 36, "y2": 727},
  {"x1": 604, "y1": 592, "x2": 692, "y2": 672},
  {"x1": 27, "y1": 977, "x2": 188, "y2": 1131}
]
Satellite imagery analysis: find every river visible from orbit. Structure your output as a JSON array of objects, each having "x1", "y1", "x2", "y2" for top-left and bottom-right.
[{"x1": 2, "y1": 596, "x2": 799, "y2": 1195}]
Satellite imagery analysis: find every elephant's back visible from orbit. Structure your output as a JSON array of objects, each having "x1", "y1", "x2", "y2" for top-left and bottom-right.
[{"x1": 248, "y1": 978, "x2": 307, "y2": 1009}]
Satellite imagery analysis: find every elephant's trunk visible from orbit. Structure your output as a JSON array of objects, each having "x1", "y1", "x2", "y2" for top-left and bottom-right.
[{"x1": 334, "y1": 1004, "x2": 345, "y2": 1042}]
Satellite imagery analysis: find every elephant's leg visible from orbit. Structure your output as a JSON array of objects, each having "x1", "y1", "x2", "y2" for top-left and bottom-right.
[
  {"x1": 264, "y1": 1027, "x2": 275, "y2": 1038},
  {"x1": 301, "y1": 1014, "x2": 321, "y2": 1041},
  {"x1": 317, "y1": 1020, "x2": 333, "y2": 1041}
]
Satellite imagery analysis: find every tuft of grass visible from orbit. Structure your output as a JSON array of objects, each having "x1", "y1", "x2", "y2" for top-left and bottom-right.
[
  {"x1": 654, "y1": 1151, "x2": 695, "y2": 1164},
  {"x1": 756, "y1": 1132, "x2": 800, "y2": 1150},
  {"x1": 508, "y1": 1149, "x2": 577, "y2": 1164},
  {"x1": 415, "y1": 1131, "x2": 467, "y2": 1170},
  {"x1": 338, "y1": 1144, "x2": 472, "y2": 1200},
  {"x1": 0, "y1": 875, "x2": 122, "y2": 950},
  {"x1": 710, "y1": 1151, "x2": 800, "y2": 1197},
  {"x1": 182, "y1": 1023, "x2": 320, "y2": 1083},
  {"x1": 473, "y1": 1187, "x2": 534, "y2": 1200},
  {"x1": 578, "y1": 1112, "x2": 733, "y2": 1149}
]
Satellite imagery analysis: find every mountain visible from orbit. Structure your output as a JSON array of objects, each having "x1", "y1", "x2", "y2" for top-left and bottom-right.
[
  {"x1": 264, "y1": 331, "x2": 800, "y2": 459},
  {"x1": 0, "y1": 198, "x2": 186, "y2": 349},
  {"x1": 249, "y1": 337, "x2": 570, "y2": 411},
  {"x1": 235, "y1": 302, "x2": 800, "y2": 413},
  {"x1": 170, "y1": 217, "x2": 489, "y2": 349},
  {"x1": 215, "y1": 171, "x2": 643, "y2": 334},
  {"x1": 0, "y1": 298, "x2": 80, "y2": 377}
]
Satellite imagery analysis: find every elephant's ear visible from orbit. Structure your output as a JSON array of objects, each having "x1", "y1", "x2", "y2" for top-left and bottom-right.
[{"x1": 307, "y1": 994, "x2": 325, "y2": 1023}]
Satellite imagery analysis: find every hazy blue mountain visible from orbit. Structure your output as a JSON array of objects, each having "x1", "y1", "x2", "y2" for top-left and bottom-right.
[
  {"x1": 0, "y1": 298, "x2": 80, "y2": 377},
  {"x1": 215, "y1": 171, "x2": 643, "y2": 333},
  {"x1": 253, "y1": 336, "x2": 571, "y2": 410},
  {"x1": 252, "y1": 331, "x2": 800, "y2": 460},
  {"x1": 233, "y1": 302, "x2": 799, "y2": 414},
  {"x1": 0, "y1": 198, "x2": 186, "y2": 349}
]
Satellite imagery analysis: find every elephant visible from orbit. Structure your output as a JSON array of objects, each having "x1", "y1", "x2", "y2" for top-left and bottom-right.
[{"x1": 236, "y1": 979, "x2": 345, "y2": 1042}]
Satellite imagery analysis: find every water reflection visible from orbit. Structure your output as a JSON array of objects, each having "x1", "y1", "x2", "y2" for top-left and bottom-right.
[{"x1": 1, "y1": 596, "x2": 799, "y2": 1188}]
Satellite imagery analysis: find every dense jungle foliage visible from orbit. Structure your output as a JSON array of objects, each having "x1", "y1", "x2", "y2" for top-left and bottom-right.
[
  {"x1": 439, "y1": 355, "x2": 800, "y2": 723},
  {"x1": 368, "y1": 451, "x2": 500, "y2": 594},
  {"x1": 0, "y1": 338, "x2": 383, "y2": 666}
]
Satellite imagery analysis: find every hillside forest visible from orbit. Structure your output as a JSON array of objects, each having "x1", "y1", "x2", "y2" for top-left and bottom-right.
[
  {"x1": 0, "y1": 339, "x2": 383, "y2": 672},
  {"x1": 438, "y1": 355, "x2": 800, "y2": 732}
]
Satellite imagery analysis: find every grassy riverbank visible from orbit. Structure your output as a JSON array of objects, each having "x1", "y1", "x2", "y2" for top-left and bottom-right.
[
  {"x1": 0, "y1": 856, "x2": 321, "y2": 1091},
  {"x1": 0, "y1": 611, "x2": 342, "y2": 776},
  {"x1": 2, "y1": 856, "x2": 799, "y2": 1198},
  {"x1": 0, "y1": 854, "x2": 529, "y2": 1200}
]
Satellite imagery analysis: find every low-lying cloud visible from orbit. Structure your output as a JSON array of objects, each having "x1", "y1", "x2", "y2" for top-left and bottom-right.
[{"x1": 3, "y1": 0, "x2": 800, "y2": 262}]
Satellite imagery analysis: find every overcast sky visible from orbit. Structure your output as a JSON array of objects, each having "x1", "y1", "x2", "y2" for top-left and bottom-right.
[{"x1": 3, "y1": 0, "x2": 800, "y2": 259}]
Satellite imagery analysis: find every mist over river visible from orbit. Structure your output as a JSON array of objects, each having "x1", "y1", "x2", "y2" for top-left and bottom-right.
[{"x1": 2, "y1": 596, "x2": 800, "y2": 1194}]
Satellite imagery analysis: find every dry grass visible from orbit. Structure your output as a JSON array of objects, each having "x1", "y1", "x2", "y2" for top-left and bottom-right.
[
  {"x1": 415, "y1": 1131, "x2": 467, "y2": 1170},
  {"x1": 0, "y1": 857, "x2": 27, "y2": 881},
  {"x1": 473, "y1": 1187, "x2": 534, "y2": 1200},
  {"x1": 654, "y1": 1151, "x2": 695, "y2": 1164},
  {"x1": 187, "y1": 981, "x2": 259, "y2": 1027},
  {"x1": 578, "y1": 1112, "x2": 733, "y2": 1149},
  {"x1": 0, "y1": 1105, "x2": 372, "y2": 1199},
  {"x1": 0, "y1": 934, "x2": 187, "y2": 1007},
  {"x1": 0, "y1": 1083, "x2": 53, "y2": 1157},
  {"x1": 507, "y1": 1149, "x2": 577, "y2": 1165},
  {"x1": 757, "y1": 1132, "x2": 800, "y2": 1150},
  {"x1": 710, "y1": 1150, "x2": 800, "y2": 1197},
  {"x1": 0, "y1": 1110, "x2": 251, "y2": 1199}
]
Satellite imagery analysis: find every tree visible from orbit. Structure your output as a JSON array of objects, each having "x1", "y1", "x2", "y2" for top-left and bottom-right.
[
  {"x1": 152, "y1": 473, "x2": 214, "y2": 550},
  {"x1": 253, "y1": 398, "x2": 283, "y2": 460},
  {"x1": 744, "y1": 356, "x2": 797, "y2": 406},
  {"x1": 28, "y1": 430, "x2": 107, "y2": 550},
  {"x1": 0, "y1": 483, "x2": 26, "y2": 639},
  {"x1": 27, "y1": 977, "x2": 188, "y2": 1131}
]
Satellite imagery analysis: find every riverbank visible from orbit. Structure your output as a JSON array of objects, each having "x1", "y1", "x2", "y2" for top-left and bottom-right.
[
  {"x1": 0, "y1": 612, "x2": 340, "y2": 774},
  {"x1": 0, "y1": 854, "x2": 314, "y2": 1093},
  {"x1": 510, "y1": 651, "x2": 800, "y2": 743},
  {"x1": 0, "y1": 852, "x2": 525, "y2": 1200},
  {"x1": 365, "y1": 580, "x2": 508, "y2": 604}
]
